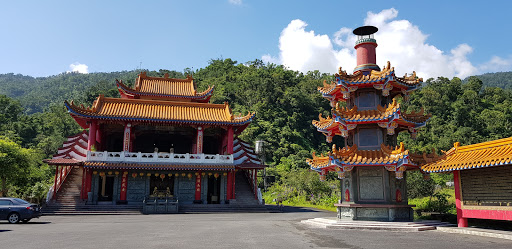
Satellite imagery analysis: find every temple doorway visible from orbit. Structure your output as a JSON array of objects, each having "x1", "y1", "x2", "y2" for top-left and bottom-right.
[
  {"x1": 149, "y1": 174, "x2": 174, "y2": 197},
  {"x1": 207, "y1": 175, "x2": 221, "y2": 204},
  {"x1": 98, "y1": 175, "x2": 114, "y2": 201}
]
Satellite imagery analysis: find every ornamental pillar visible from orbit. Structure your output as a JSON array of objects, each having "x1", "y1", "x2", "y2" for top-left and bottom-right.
[
  {"x1": 227, "y1": 126, "x2": 234, "y2": 154},
  {"x1": 196, "y1": 126, "x2": 203, "y2": 154},
  {"x1": 195, "y1": 171, "x2": 202, "y2": 203},
  {"x1": 454, "y1": 170, "x2": 468, "y2": 227},
  {"x1": 232, "y1": 170, "x2": 236, "y2": 199},
  {"x1": 120, "y1": 171, "x2": 128, "y2": 201},
  {"x1": 96, "y1": 126, "x2": 102, "y2": 151},
  {"x1": 123, "y1": 123, "x2": 132, "y2": 152},
  {"x1": 87, "y1": 121, "x2": 97, "y2": 151},
  {"x1": 85, "y1": 168, "x2": 92, "y2": 199},
  {"x1": 227, "y1": 170, "x2": 233, "y2": 200}
]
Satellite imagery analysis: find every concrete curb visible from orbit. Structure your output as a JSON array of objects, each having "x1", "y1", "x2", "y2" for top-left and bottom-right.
[{"x1": 437, "y1": 226, "x2": 512, "y2": 241}]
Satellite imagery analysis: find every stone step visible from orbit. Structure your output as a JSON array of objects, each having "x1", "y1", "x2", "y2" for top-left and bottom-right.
[{"x1": 300, "y1": 218, "x2": 454, "y2": 231}]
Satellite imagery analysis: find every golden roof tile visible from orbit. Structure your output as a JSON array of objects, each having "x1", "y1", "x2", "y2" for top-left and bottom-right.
[
  {"x1": 65, "y1": 95, "x2": 254, "y2": 126},
  {"x1": 307, "y1": 143, "x2": 413, "y2": 170},
  {"x1": 421, "y1": 137, "x2": 512, "y2": 173},
  {"x1": 117, "y1": 72, "x2": 214, "y2": 100}
]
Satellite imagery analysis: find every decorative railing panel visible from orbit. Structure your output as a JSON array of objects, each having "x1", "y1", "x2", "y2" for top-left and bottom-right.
[{"x1": 87, "y1": 151, "x2": 234, "y2": 164}]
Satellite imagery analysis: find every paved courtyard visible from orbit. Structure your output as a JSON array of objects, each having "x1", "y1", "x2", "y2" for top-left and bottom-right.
[{"x1": 0, "y1": 208, "x2": 510, "y2": 249}]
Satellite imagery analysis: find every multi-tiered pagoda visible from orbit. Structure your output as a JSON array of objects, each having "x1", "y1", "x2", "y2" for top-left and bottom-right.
[
  {"x1": 306, "y1": 26, "x2": 430, "y2": 221},
  {"x1": 45, "y1": 72, "x2": 264, "y2": 212}
]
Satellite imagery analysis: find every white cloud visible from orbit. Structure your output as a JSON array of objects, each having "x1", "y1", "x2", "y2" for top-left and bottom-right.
[
  {"x1": 262, "y1": 8, "x2": 511, "y2": 79},
  {"x1": 479, "y1": 55, "x2": 512, "y2": 73},
  {"x1": 68, "y1": 63, "x2": 89, "y2": 74},
  {"x1": 228, "y1": 0, "x2": 242, "y2": 5}
]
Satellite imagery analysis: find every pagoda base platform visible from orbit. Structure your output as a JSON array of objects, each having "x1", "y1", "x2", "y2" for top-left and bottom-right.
[{"x1": 335, "y1": 203, "x2": 414, "y2": 222}]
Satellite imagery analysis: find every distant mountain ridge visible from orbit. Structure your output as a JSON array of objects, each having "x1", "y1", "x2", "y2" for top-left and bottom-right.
[
  {"x1": 464, "y1": 71, "x2": 512, "y2": 89},
  {"x1": 0, "y1": 69, "x2": 511, "y2": 114}
]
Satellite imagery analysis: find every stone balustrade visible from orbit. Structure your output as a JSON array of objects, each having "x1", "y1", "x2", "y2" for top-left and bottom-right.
[{"x1": 87, "y1": 151, "x2": 234, "y2": 164}]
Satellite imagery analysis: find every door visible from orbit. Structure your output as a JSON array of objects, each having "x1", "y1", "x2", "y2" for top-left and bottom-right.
[
  {"x1": 98, "y1": 176, "x2": 115, "y2": 201},
  {"x1": 0, "y1": 199, "x2": 12, "y2": 219},
  {"x1": 207, "y1": 176, "x2": 221, "y2": 204}
]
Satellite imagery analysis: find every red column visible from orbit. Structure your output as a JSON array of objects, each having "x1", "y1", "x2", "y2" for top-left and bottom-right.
[
  {"x1": 227, "y1": 170, "x2": 232, "y2": 200},
  {"x1": 85, "y1": 169, "x2": 92, "y2": 197},
  {"x1": 96, "y1": 126, "x2": 102, "y2": 151},
  {"x1": 81, "y1": 167, "x2": 86, "y2": 199},
  {"x1": 227, "y1": 126, "x2": 234, "y2": 154},
  {"x1": 195, "y1": 171, "x2": 202, "y2": 202},
  {"x1": 120, "y1": 172, "x2": 128, "y2": 201},
  {"x1": 87, "y1": 121, "x2": 97, "y2": 151},
  {"x1": 196, "y1": 126, "x2": 203, "y2": 154},
  {"x1": 232, "y1": 170, "x2": 236, "y2": 199},
  {"x1": 454, "y1": 170, "x2": 468, "y2": 227},
  {"x1": 53, "y1": 166, "x2": 59, "y2": 200},
  {"x1": 123, "y1": 123, "x2": 132, "y2": 152}
]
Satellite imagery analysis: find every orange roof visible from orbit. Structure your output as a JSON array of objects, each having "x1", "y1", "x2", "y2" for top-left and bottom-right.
[
  {"x1": 65, "y1": 95, "x2": 254, "y2": 127},
  {"x1": 421, "y1": 137, "x2": 512, "y2": 173},
  {"x1": 306, "y1": 143, "x2": 414, "y2": 170},
  {"x1": 312, "y1": 99, "x2": 430, "y2": 132},
  {"x1": 317, "y1": 62, "x2": 423, "y2": 99},
  {"x1": 116, "y1": 72, "x2": 214, "y2": 102}
]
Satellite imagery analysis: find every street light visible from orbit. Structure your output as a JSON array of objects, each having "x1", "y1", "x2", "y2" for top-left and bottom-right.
[{"x1": 255, "y1": 140, "x2": 266, "y2": 191}]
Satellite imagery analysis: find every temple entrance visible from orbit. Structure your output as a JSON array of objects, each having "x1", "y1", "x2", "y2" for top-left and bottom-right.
[
  {"x1": 207, "y1": 175, "x2": 221, "y2": 204},
  {"x1": 149, "y1": 174, "x2": 174, "y2": 197},
  {"x1": 98, "y1": 175, "x2": 114, "y2": 201}
]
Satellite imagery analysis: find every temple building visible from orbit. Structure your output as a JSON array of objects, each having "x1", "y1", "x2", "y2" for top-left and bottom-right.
[
  {"x1": 44, "y1": 72, "x2": 265, "y2": 212},
  {"x1": 306, "y1": 26, "x2": 431, "y2": 221},
  {"x1": 421, "y1": 138, "x2": 512, "y2": 226}
]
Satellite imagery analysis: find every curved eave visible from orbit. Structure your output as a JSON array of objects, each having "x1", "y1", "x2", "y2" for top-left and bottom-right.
[
  {"x1": 65, "y1": 101, "x2": 255, "y2": 127},
  {"x1": 116, "y1": 80, "x2": 214, "y2": 101}
]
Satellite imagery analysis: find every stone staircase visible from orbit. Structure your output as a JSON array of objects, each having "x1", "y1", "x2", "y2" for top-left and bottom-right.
[
  {"x1": 179, "y1": 171, "x2": 267, "y2": 213},
  {"x1": 301, "y1": 217, "x2": 455, "y2": 231},
  {"x1": 43, "y1": 168, "x2": 142, "y2": 215}
]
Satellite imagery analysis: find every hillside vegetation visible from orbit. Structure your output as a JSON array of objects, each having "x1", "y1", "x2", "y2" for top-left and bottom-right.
[{"x1": 1, "y1": 59, "x2": 511, "y2": 209}]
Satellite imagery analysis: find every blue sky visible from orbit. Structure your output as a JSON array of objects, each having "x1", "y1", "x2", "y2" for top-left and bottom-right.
[{"x1": 1, "y1": 0, "x2": 510, "y2": 78}]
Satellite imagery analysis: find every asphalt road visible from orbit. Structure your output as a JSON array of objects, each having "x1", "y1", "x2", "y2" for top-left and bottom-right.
[{"x1": 0, "y1": 207, "x2": 510, "y2": 249}]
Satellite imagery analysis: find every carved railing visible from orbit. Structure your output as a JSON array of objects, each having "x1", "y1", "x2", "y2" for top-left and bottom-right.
[
  {"x1": 50, "y1": 165, "x2": 74, "y2": 201},
  {"x1": 87, "y1": 151, "x2": 234, "y2": 164}
]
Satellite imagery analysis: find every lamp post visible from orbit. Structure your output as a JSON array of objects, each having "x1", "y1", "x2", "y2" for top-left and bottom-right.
[{"x1": 255, "y1": 140, "x2": 266, "y2": 192}]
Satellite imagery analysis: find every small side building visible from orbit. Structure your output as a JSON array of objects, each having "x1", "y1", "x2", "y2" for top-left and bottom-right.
[{"x1": 421, "y1": 137, "x2": 512, "y2": 227}]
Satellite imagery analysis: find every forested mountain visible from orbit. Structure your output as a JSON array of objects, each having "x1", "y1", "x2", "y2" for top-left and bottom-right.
[
  {"x1": 1, "y1": 60, "x2": 511, "y2": 202},
  {"x1": 464, "y1": 71, "x2": 512, "y2": 89}
]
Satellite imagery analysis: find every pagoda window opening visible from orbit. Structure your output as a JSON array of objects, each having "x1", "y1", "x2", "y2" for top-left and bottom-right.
[
  {"x1": 355, "y1": 127, "x2": 382, "y2": 150},
  {"x1": 356, "y1": 90, "x2": 377, "y2": 110},
  {"x1": 149, "y1": 174, "x2": 175, "y2": 197}
]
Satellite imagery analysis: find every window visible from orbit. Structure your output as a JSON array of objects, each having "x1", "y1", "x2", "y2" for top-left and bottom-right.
[
  {"x1": 356, "y1": 91, "x2": 376, "y2": 109},
  {"x1": 357, "y1": 128, "x2": 381, "y2": 147},
  {"x1": 0, "y1": 200, "x2": 12, "y2": 205}
]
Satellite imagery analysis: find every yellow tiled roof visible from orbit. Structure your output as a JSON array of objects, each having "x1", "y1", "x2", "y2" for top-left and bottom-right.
[
  {"x1": 421, "y1": 137, "x2": 512, "y2": 173},
  {"x1": 317, "y1": 61, "x2": 423, "y2": 94},
  {"x1": 117, "y1": 72, "x2": 214, "y2": 99},
  {"x1": 311, "y1": 99, "x2": 431, "y2": 131},
  {"x1": 306, "y1": 143, "x2": 412, "y2": 170},
  {"x1": 65, "y1": 95, "x2": 254, "y2": 126}
]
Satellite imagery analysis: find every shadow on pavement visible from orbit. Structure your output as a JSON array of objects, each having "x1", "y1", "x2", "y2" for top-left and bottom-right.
[
  {"x1": 266, "y1": 205, "x2": 327, "y2": 213},
  {"x1": 0, "y1": 230, "x2": 12, "y2": 232}
]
